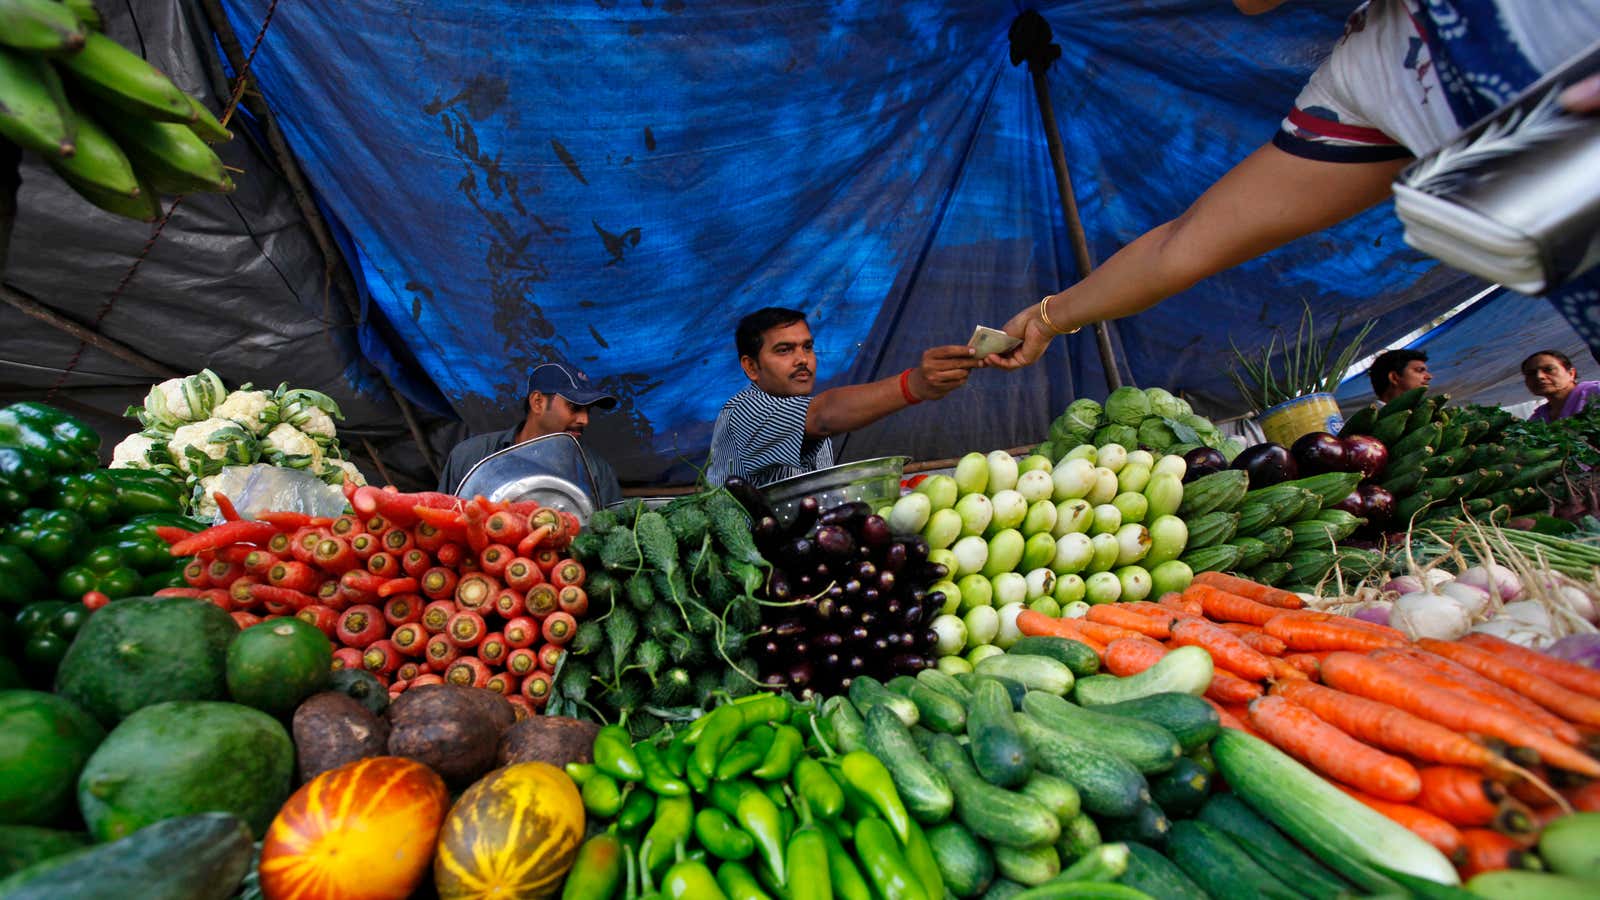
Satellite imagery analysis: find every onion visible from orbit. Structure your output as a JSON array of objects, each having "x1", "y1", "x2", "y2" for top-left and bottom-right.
[
  {"x1": 1545, "y1": 634, "x2": 1600, "y2": 670},
  {"x1": 1437, "y1": 582, "x2": 1492, "y2": 619},
  {"x1": 1471, "y1": 616, "x2": 1548, "y2": 648},
  {"x1": 1349, "y1": 601, "x2": 1393, "y2": 627},
  {"x1": 1553, "y1": 585, "x2": 1598, "y2": 624},
  {"x1": 1455, "y1": 564, "x2": 1521, "y2": 603},
  {"x1": 1490, "y1": 600, "x2": 1557, "y2": 647},
  {"x1": 1383, "y1": 575, "x2": 1423, "y2": 595},
  {"x1": 1390, "y1": 592, "x2": 1472, "y2": 641}
]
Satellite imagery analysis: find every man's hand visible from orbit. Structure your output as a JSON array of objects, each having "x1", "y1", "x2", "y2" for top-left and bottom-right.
[
  {"x1": 909, "y1": 345, "x2": 983, "y2": 401},
  {"x1": 984, "y1": 302, "x2": 1057, "y2": 370}
]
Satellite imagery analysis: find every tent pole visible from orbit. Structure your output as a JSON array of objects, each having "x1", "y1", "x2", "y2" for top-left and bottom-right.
[
  {"x1": 0, "y1": 144, "x2": 16, "y2": 279},
  {"x1": 198, "y1": 0, "x2": 441, "y2": 480},
  {"x1": 1010, "y1": 11, "x2": 1123, "y2": 392},
  {"x1": 0, "y1": 283, "x2": 183, "y2": 379}
]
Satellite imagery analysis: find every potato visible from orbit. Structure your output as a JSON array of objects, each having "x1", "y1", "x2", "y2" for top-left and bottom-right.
[
  {"x1": 385, "y1": 684, "x2": 501, "y2": 785},
  {"x1": 498, "y1": 715, "x2": 600, "y2": 768},
  {"x1": 453, "y1": 685, "x2": 516, "y2": 736},
  {"x1": 293, "y1": 692, "x2": 390, "y2": 782}
]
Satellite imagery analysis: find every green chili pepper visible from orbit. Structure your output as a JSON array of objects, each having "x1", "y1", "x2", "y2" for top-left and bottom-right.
[
  {"x1": 582, "y1": 771, "x2": 624, "y2": 818},
  {"x1": 817, "y1": 820, "x2": 872, "y2": 900},
  {"x1": 716, "y1": 861, "x2": 775, "y2": 900},
  {"x1": 642, "y1": 795, "x2": 694, "y2": 874},
  {"x1": 686, "y1": 760, "x2": 711, "y2": 795},
  {"x1": 735, "y1": 784, "x2": 787, "y2": 887},
  {"x1": 901, "y1": 817, "x2": 945, "y2": 900},
  {"x1": 565, "y1": 762, "x2": 597, "y2": 786},
  {"x1": 854, "y1": 817, "x2": 929, "y2": 900},
  {"x1": 691, "y1": 704, "x2": 746, "y2": 777},
  {"x1": 717, "y1": 725, "x2": 776, "y2": 781},
  {"x1": 635, "y1": 741, "x2": 688, "y2": 796},
  {"x1": 664, "y1": 735, "x2": 690, "y2": 777},
  {"x1": 709, "y1": 779, "x2": 755, "y2": 819},
  {"x1": 783, "y1": 824, "x2": 832, "y2": 900},
  {"x1": 824, "y1": 695, "x2": 868, "y2": 753},
  {"x1": 560, "y1": 831, "x2": 625, "y2": 900},
  {"x1": 751, "y1": 724, "x2": 803, "y2": 781},
  {"x1": 840, "y1": 750, "x2": 913, "y2": 844},
  {"x1": 594, "y1": 724, "x2": 644, "y2": 782},
  {"x1": 763, "y1": 781, "x2": 794, "y2": 843},
  {"x1": 694, "y1": 808, "x2": 754, "y2": 861},
  {"x1": 792, "y1": 757, "x2": 844, "y2": 820},
  {"x1": 662, "y1": 858, "x2": 729, "y2": 900},
  {"x1": 617, "y1": 787, "x2": 656, "y2": 832}
]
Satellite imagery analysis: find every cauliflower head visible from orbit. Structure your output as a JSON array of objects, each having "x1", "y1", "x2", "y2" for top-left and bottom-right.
[
  {"x1": 168, "y1": 417, "x2": 258, "y2": 475},
  {"x1": 263, "y1": 423, "x2": 323, "y2": 467},
  {"x1": 110, "y1": 433, "x2": 159, "y2": 469},
  {"x1": 213, "y1": 390, "x2": 278, "y2": 435}
]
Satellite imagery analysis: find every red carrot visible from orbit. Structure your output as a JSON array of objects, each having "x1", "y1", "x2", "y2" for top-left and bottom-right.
[
  {"x1": 170, "y1": 521, "x2": 280, "y2": 556},
  {"x1": 1416, "y1": 638, "x2": 1600, "y2": 729},
  {"x1": 542, "y1": 611, "x2": 577, "y2": 646},
  {"x1": 516, "y1": 525, "x2": 554, "y2": 558},
  {"x1": 483, "y1": 509, "x2": 530, "y2": 548},
  {"x1": 248, "y1": 583, "x2": 317, "y2": 611},
  {"x1": 256, "y1": 511, "x2": 315, "y2": 530},
  {"x1": 1172, "y1": 616, "x2": 1273, "y2": 681},
  {"x1": 153, "y1": 525, "x2": 195, "y2": 546},
  {"x1": 1248, "y1": 694, "x2": 1422, "y2": 801},
  {"x1": 154, "y1": 586, "x2": 207, "y2": 598},
  {"x1": 378, "y1": 577, "x2": 419, "y2": 599},
  {"x1": 267, "y1": 560, "x2": 319, "y2": 594}
]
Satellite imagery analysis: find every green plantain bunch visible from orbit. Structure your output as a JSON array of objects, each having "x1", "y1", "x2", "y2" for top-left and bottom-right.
[{"x1": 0, "y1": 0, "x2": 234, "y2": 221}]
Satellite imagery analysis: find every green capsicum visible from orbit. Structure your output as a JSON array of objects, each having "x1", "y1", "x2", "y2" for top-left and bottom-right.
[
  {"x1": 642, "y1": 795, "x2": 694, "y2": 874},
  {"x1": 0, "y1": 446, "x2": 50, "y2": 512},
  {"x1": 14, "y1": 600, "x2": 81, "y2": 671},
  {"x1": 3, "y1": 507, "x2": 90, "y2": 570},
  {"x1": 854, "y1": 817, "x2": 929, "y2": 900},
  {"x1": 43, "y1": 471, "x2": 117, "y2": 526},
  {"x1": 581, "y1": 771, "x2": 624, "y2": 818},
  {"x1": 783, "y1": 824, "x2": 832, "y2": 900},
  {"x1": 752, "y1": 724, "x2": 803, "y2": 781},
  {"x1": 734, "y1": 786, "x2": 786, "y2": 887},
  {"x1": 0, "y1": 403, "x2": 98, "y2": 475},
  {"x1": 661, "y1": 858, "x2": 728, "y2": 900},
  {"x1": 636, "y1": 741, "x2": 689, "y2": 797},
  {"x1": 716, "y1": 725, "x2": 776, "y2": 781},
  {"x1": 560, "y1": 831, "x2": 625, "y2": 900},
  {"x1": 839, "y1": 750, "x2": 914, "y2": 845},
  {"x1": 616, "y1": 786, "x2": 656, "y2": 832},
  {"x1": 792, "y1": 757, "x2": 844, "y2": 820},
  {"x1": 594, "y1": 724, "x2": 644, "y2": 783},
  {"x1": 56, "y1": 545, "x2": 140, "y2": 601},
  {"x1": 901, "y1": 817, "x2": 946, "y2": 900},
  {"x1": 0, "y1": 545, "x2": 47, "y2": 606},
  {"x1": 817, "y1": 821, "x2": 872, "y2": 900},
  {"x1": 693, "y1": 808, "x2": 754, "y2": 861},
  {"x1": 715, "y1": 861, "x2": 774, "y2": 900},
  {"x1": 104, "y1": 469, "x2": 184, "y2": 517}
]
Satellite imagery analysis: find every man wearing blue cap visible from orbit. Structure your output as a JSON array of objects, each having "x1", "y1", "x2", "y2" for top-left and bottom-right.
[{"x1": 437, "y1": 362, "x2": 624, "y2": 506}]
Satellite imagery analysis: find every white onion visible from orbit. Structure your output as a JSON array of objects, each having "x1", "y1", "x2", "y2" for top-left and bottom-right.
[
  {"x1": 1383, "y1": 575, "x2": 1423, "y2": 595},
  {"x1": 1437, "y1": 582, "x2": 1492, "y2": 619},
  {"x1": 1472, "y1": 615, "x2": 1548, "y2": 648},
  {"x1": 1492, "y1": 600, "x2": 1557, "y2": 646},
  {"x1": 1554, "y1": 585, "x2": 1598, "y2": 624},
  {"x1": 1390, "y1": 592, "x2": 1473, "y2": 641},
  {"x1": 1456, "y1": 564, "x2": 1521, "y2": 602}
]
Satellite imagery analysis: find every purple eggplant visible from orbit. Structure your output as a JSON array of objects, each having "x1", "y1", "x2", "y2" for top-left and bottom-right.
[
  {"x1": 1182, "y1": 447, "x2": 1228, "y2": 482},
  {"x1": 857, "y1": 515, "x2": 892, "y2": 548},
  {"x1": 1231, "y1": 442, "x2": 1299, "y2": 488},
  {"x1": 792, "y1": 495, "x2": 821, "y2": 535},
  {"x1": 1290, "y1": 431, "x2": 1348, "y2": 475},
  {"x1": 1358, "y1": 483, "x2": 1396, "y2": 524},
  {"x1": 1342, "y1": 434, "x2": 1390, "y2": 479},
  {"x1": 882, "y1": 542, "x2": 908, "y2": 572},
  {"x1": 814, "y1": 525, "x2": 856, "y2": 560},
  {"x1": 818, "y1": 501, "x2": 871, "y2": 528}
]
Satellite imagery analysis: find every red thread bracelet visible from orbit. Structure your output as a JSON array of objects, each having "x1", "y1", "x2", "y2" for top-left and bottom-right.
[{"x1": 899, "y1": 369, "x2": 922, "y2": 404}]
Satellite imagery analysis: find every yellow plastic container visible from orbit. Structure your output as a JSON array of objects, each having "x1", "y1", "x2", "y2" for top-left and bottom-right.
[{"x1": 1257, "y1": 392, "x2": 1344, "y2": 447}]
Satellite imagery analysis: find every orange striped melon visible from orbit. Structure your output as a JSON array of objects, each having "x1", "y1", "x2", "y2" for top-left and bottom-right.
[
  {"x1": 259, "y1": 756, "x2": 449, "y2": 900},
  {"x1": 433, "y1": 761, "x2": 585, "y2": 899}
]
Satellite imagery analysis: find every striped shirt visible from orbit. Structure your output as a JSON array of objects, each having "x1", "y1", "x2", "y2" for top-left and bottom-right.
[{"x1": 706, "y1": 384, "x2": 835, "y2": 487}]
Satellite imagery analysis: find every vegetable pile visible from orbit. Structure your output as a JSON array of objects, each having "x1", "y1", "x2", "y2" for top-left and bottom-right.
[
  {"x1": 114, "y1": 370, "x2": 366, "y2": 519},
  {"x1": 152, "y1": 484, "x2": 589, "y2": 713},
  {"x1": 1035, "y1": 386, "x2": 1245, "y2": 463}
]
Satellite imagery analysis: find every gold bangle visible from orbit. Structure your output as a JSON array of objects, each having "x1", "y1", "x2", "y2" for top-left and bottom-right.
[{"x1": 1039, "y1": 296, "x2": 1081, "y2": 335}]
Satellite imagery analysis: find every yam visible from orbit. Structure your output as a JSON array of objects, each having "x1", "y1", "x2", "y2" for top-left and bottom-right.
[
  {"x1": 385, "y1": 684, "x2": 500, "y2": 785},
  {"x1": 497, "y1": 715, "x2": 600, "y2": 768},
  {"x1": 452, "y1": 685, "x2": 516, "y2": 736},
  {"x1": 292, "y1": 692, "x2": 389, "y2": 782}
]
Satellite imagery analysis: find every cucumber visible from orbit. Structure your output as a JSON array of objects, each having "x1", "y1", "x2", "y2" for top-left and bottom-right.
[
  {"x1": 1466, "y1": 871, "x2": 1600, "y2": 900},
  {"x1": 1369, "y1": 408, "x2": 1411, "y2": 445},
  {"x1": 926, "y1": 821, "x2": 996, "y2": 899},
  {"x1": 981, "y1": 879, "x2": 1027, "y2": 899},
  {"x1": 888, "y1": 676, "x2": 967, "y2": 734},
  {"x1": 1073, "y1": 646, "x2": 1213, "y2": 706},
  {"x1": 926, "y1": 734, "x2": 1061, "y2": 850},
  {"x1": 823, "y1": 695, "x2": 868, "y2": 753},
  {"x1": 1007, "y1": 636, "x2": 1100, "y2": 678},
  {"x1": 1119, "y1": 842, "x2": 1208, "y2": 900},
  {"x1": 976, "y1": 654, "x2": 1075, "y2": 696},
  {"x1": 994, "y1": 843, "x2": 1060, "y2": 886},
  {"x1": 1537, "y1": 810, "x2": 1600, "y2": 880},
  {"x1": 0, "y1": 812, "x2": 251, "y2": 900},
  {"x1": 1146, "y1": 756, "x2": 1211, "y2": 818},
  {"x1": 1378, "y1": 386, "x2": 1426, "y2": 415},
  {"x1": 1056, "y1": 842, "x2": 1129, "y2": 883},
  {"x1": 1097, "y1": 799, "x2": 1170, "y2": 849},
  {"x1": 864, "y1": 704, "x2": 954, "y2": 825},
  {"x1": 918, "y1": 668, "x2": 974, "y2": 704},
  {"x1": 1020, "y1": 692, "x2": 1180, "y2": 774},
  {"x1": 849, "y1": 675, "x2": 918, "y2": 728},
  {"x1": 1019, "y1": 771, "x2": 1081, "y2": 823},
  {"x1": 1090, "y1": 693, "x2": 1220, "y2": 752},
  {"x1": 957, "y1": 672, "x2": 1027, "y2": 709},
  {"x1": 1165, "y1": 819, "x2": 1303, "y2": 900},
  {"x1": 1338, "y1": 404, "x2": 1379, "y2": 438},
  {"x1": 967, "y1": 678, "x2": 1034, "y2": 788},
  {"x1": 1056, "y1": 812, "x2": 1102, "y2": 862},
  {"x1": 1013, "y1": 714, "x2": 1148, "y2": 818}
]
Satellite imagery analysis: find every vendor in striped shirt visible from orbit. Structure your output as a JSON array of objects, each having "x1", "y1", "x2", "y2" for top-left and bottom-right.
[{"x1": 707, "y1": 307, "x2": 982, "y2": 487}]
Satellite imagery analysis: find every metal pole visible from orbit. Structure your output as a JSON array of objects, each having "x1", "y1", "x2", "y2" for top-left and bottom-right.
[{"x1": 1010, "y1": 11, "x2": 1123, "y2": 392}]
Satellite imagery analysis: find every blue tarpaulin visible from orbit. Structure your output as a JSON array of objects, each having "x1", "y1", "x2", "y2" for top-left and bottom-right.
[{"x1": 211, "y1": 0, "x2": 1493, "y2": 482}]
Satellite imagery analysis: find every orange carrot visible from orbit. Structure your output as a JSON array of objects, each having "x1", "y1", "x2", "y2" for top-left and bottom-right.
[
  {"x1": 1185, "y1": 583, "x2": 1282, "y2": 626},
  {"x1": 1157, "y1": 591, "x2": 1202, "y2": 617},
  {"x1": 1319, "y1": 652, "x2": 1600, "y2": 778},
  {"x1": 1417, "y1": 638, "x2": 1600, "y2": 730},
  {"x1": 1335, "y1": 785, "x2": 1467, "y2": 864},
  {"x1": 1461, "y1": 633, "x2": 1600, "y2": 700},
  {"x1": 1247, "y1": 695, "x2": 1422, "y2": 801},
  {"x1": 1072, "y1": 616, "x2": 1158, "y2": 646},
  {"x1": 1263, "y1": 615, "x2": 1406, "y2": 652},
  {"x1": 1370, "y1": 648, "x2": 1581, "y2": 745},
  {"x1": 1460, "y1": 828, "x2": 1540, "y2": 878},
  {"x1": 1118, "y1": 601, "x2": 1181, "y2": 620},
  {"x1": 1415, "y1": 766, "x2": 1506, "y2": 826},
  {"x1": 1566, "y1": 780, "x2": 1600, "y2": 812},
  {"x1": 1206, "y1": 668, "x2": 1264, "y2": 704},
  {"x1": 1016, "y1": 613, "x2": 1109, "y2": 656},
  {"x1": 1171, "y1": 617, "x2": 1273, "y2": 681},
  {"x1": 1284, "y1": 652, "x2": 1327, "y2": 677},
  {"x1": 1218, "y1": 623, "x2": 1289, "y2": 656},
  {"x1": 1104, "y1": 637, "x2": 1166, "y2": 677},
  {"x1": 1192, "y1": 571, "x2": 1305, "y2": 608},
  {"x1": 1087, "y1": 604, "x2": 1173, "y2": 639},
  {"x1": 1203, "y1": 696, "x2": 1251, "y2": 731},
  {"x1": 1271, "y1": 680, "x2": 1502, "y2": 772},
  {"x1": 1268, "y1": 656, "x2": 1310, "y2": 681}
]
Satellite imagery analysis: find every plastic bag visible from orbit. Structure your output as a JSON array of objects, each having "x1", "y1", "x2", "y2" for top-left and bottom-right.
[{"x1": 206, "y1": 464, "x2": 348, "y2": 522}]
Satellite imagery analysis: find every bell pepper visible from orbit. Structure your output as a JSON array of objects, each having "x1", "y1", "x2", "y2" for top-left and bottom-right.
[
  {"x1": 0, "y1": 446, "x2": 50, "y2": 511},
  {"x1": 105, "y1": 469, "x2": 184, "y2": 517},
  {"x1": 3, "y1": 508, "x2": 90, "y2": 570},
  {"x1": 56, "y1": 546, "x2": 141, "y2": 601},
  {"x1": 43, "y1": 471, "x2": 118, "y2": 526},
  {"x1": 0, "y1": 403, "x2": 99, "y2": 474},
  {"x1": 0, "y1": 545, "x2": 47, "y2": 606},
  {"x1": 14, "y1": 600, "x2": 85, "y2": 671}
]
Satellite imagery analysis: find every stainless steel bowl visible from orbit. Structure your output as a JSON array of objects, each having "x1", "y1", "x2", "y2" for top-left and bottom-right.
[
  {"x1": 455, "y1": 433, "x2": 599, "y2": 522},
  {"x1": 761, "y1": 456, "x2": 908, "y2": 528}
]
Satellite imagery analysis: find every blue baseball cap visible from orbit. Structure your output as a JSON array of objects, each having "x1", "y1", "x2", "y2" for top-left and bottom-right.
[{"x1": 526, "y1": 362, "x2": 618, "y2": 410}]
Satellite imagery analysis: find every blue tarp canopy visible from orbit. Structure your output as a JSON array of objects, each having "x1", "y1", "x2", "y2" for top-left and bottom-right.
[{"x1": 10, "y1": 1, "x2": 1547, "y2": 485}]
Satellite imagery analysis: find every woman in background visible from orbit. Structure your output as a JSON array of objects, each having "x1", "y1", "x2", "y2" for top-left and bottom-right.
[{"x1": 1523, "y1": 351, "x2": 1600, "y2": 423}]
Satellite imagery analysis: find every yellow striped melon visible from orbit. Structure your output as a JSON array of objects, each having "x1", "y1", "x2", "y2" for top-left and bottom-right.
[{"x1": 433, "y1": 761, "x2": 585, "y2": 899}]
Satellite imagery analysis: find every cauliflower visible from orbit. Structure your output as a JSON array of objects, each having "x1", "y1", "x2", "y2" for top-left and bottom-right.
[
  {"x1": 190, "y1": 473, "x2": 224, "y2": 520},
  {"x1": 110, "y1": 433, "x2": 158, "y2": 469},
  {"x1": 262, "y1": 423, "x2": 323, "y2": 468},
  {"x1": 320, "y1": 458, "x2": 367, "y2": 488},
  {"x1": 292, "y1": 405, "x2": 337, "y2": 439},
  {"x1": 213, "y1": 389, "x2": 278, "y2": 436},
  {"x1": 168, "y1": 417, "x2": 259, "y2": 475},
  {"x1": 138, "y1": 369, "x2": 227, "y2": 429}
]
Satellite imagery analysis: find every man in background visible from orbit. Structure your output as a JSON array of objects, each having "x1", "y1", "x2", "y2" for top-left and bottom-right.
[
  {"x1": 1368, "y1": 350, "x2": 1432, "y2": 404},
  {"x1": 438, "y1": 362, "x2": 623, "y2": 506},
  {"x1": 707, "y1": 307, "x2": 981, "y2": 487}
]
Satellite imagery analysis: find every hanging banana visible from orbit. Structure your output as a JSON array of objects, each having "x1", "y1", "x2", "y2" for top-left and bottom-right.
[{"x1": 0, "y1": 0, "x2": 236, "y2": 220}]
